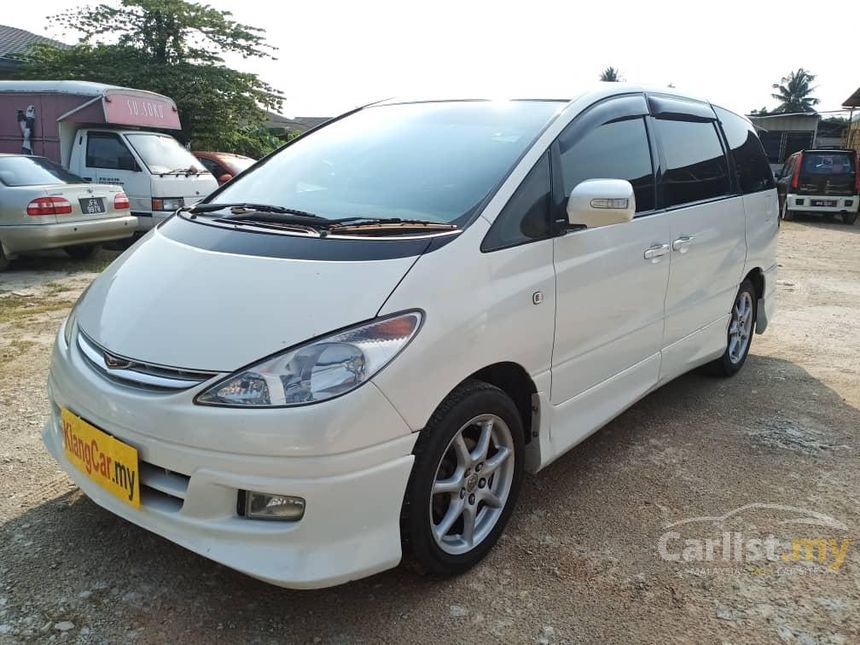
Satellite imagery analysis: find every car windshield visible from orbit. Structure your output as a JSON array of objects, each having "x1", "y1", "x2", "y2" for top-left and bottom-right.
[
  {"x1": 0, "y1": 156, "x2": 85, "y2": 186},
  {"x1": 125, "y1": 133, "x2": 206, "y2": 174},
  {"x1": 801, "y1": 152, "x2": 855, "y2": 175},
  {"x1": 212, "y1": 101, "x2": 563, "y2": 224}
]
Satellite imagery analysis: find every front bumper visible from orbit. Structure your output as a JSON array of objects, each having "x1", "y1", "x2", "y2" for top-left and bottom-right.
[
  {"x1": 0, "y1": 216, "x2": 137, "y2": 255},
  {"x1": 787, "y1": 194, "x2": 859, "y2": 214},
  {"x1": 132, "y1": 211, "x2": 172, "y2": 231},
  {"x1": 43, "y1": 329, "x2": 417, "y2": 589}
]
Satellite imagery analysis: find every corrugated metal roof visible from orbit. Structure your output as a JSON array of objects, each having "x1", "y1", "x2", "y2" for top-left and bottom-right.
[
  {"x1": 0, "y1": 24, "x2": 67, "y2": 58},
  {"x1": 843, "y1": 87, "x2": 860, "y2": 109}
]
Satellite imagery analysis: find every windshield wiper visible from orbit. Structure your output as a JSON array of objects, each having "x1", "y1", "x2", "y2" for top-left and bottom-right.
[
  {"x1": 160, "y1": 167, "x2": 200, "y2": 176},
  {"x1": 328, "y1": 217, "x2": 459, "y2": 231},
  {"x1": 186, "y1": 202, "x2": 325, "y2": 220}
]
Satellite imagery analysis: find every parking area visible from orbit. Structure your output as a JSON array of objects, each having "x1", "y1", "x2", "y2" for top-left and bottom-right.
[{"x1": 0, "y1": 218, "x2": 858, "y2": 643}]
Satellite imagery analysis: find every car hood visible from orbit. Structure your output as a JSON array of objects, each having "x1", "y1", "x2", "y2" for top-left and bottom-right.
[{"x1": 75, "y1": 227, "x2": 421, "y2": 372}]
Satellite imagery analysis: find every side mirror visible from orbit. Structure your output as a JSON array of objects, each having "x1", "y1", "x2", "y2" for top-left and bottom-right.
[
  {"x1": 218, "y1": 173, "x2": 233, "y2": 185},
  {"x1": 566, "y1": 179, "x2": 636, "y2": 229}
]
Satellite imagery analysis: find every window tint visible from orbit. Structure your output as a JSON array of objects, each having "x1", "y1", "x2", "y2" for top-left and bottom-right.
[
  {"x1": 558, "y1": 116, "x2": 654, "y2": 212},
  {"x1": 198, "y1": 157, "x2": 222, "y2": 176},
  {"x1": 655, "y1": 118, "x2": 730, "y2": 207},
  {"x1": 86, "y1": 132, "x2": 137, "y2": 171},
  {"x1": 482, "y1": 153, "x2": 551, "y2": 251},
  {"x1": 0, "y1": 156, "x2": 85, "y2": 186},
  {"x1": 714, "y1": 107, "x2": 775, "y2": 194}
]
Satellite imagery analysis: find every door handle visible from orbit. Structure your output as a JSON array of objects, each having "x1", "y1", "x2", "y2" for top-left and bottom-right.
[
  {"x1": 643, "y1": 243, "x2": 670, "y2": 262},
  {"x1": 672, "y1": 235, "x2": 695, "y2": 253}
]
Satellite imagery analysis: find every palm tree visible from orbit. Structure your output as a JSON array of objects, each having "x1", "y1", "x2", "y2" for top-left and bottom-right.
[
  {"x1": 599, "y1": 66, "x2": 621, "y2": 82},
  {"x1": 771, "y1": 69, "x2": 820, "y2": 113}
]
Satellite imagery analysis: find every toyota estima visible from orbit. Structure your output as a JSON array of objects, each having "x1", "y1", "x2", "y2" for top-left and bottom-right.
[{"x1": 44, "y1": 85, "x2": 778, "y2": 588}]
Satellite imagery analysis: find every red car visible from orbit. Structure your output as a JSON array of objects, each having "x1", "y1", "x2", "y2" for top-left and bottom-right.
[{"x1": 192, "y1": 151, "x2": 257, "y2": 185}]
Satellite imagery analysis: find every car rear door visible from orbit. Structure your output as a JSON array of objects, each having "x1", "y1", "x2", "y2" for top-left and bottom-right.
[
  {"x1": 549, "y1": 94, "x2": 671, "y2": 455},
  {"x1": 648, "y1": 95, "x2": 745, "y2": 382},
  {"x1": 798, "y1": 151, "x2": 856, "y2": 197}
]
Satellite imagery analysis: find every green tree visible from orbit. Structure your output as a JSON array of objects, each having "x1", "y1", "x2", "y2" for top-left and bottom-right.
[
  {"x1": 17, "y1": 0, "x2": 283, "y2": 157},
  {"x1": 771, "y1": 68, "x2": 819, "y2": 113},
  {"x1": 599, "y1": 66, "x2": 621, "y2": 82},
  {"x1": 749, "y1": 106, "x2": 770, "y2": 115}
]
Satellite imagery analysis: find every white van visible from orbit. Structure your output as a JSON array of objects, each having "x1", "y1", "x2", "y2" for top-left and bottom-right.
[
  {"x1": 0, "y1": 81, "x2": 218, "y2": 230},
  {"x1": 44, "y1": 86, "x2": 778, "y2": 589}
]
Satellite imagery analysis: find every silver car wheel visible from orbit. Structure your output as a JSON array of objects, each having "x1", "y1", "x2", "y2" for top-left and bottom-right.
[
  {"x1": 429, "y1": 414, "x2": 515, "y2": 555},
  {"x1": 728, "y1": 290, "x2": 754, "y2": 364}
]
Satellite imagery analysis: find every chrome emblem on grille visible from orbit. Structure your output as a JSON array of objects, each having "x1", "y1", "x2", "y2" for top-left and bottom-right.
[{"x1": 104, "y1": 353, "x2": 133, "y2": 370}]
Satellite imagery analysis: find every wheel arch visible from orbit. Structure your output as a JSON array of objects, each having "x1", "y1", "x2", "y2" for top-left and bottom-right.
[
  {"x1": 463, "y1": 362, "x2": 538, "y2": 445},
  {"x1": 745, "y1": 267, "x2": 764, "y2": 302},
  {"x1": 743, "y1": 267, "x2": 768, "y2": 333}
]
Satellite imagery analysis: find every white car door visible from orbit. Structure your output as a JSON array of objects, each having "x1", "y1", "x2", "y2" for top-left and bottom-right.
[
  {"x1": 549, "y1": 95, "x2": 671, "y2": 459},
  {"x1": 81, "y1": 131, "x2": 151, "y2": 218},
  {"x1": 647, "y1": 98, "x2": 746, "y2": 382}
]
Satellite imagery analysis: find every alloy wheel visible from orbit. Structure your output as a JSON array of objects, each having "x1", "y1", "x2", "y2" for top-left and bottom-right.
[
  {"x1": 728, "y1": 290, "x2": 754, "y2": 364},
  {"x1": 429, "y1": 414, "x2": 515, "y2": 555}
]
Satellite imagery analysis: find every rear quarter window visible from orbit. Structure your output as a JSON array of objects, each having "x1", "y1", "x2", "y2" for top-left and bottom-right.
[{"x1": 714, "y1": 107, "x2": 775, "y2": 194}]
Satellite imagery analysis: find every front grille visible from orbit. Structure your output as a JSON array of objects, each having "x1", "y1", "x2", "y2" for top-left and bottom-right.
[
  {"x1": 77, "y1": 330, "x2": 219, "y2": 391},
  {"x1": 139, "y1": 461, "x2": 190, "y2": 512}
]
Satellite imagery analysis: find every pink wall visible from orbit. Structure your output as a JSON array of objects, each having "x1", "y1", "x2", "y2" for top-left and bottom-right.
[{"x1": 0, "y1": 92, "x2": 86, "y2": 161}]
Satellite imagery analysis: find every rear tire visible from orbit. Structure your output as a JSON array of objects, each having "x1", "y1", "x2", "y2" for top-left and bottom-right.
[
  {"x1": 708, "y1": 279, "x2": 756, "y2": 377},
  {"x1": 64, "y1": 244, "x2": 97, "y2": 260},
  {"x1": 401, "y1": 380, "x2": 525, "y2": 577},
  {"x1": 843, "y1": 212, "x2": 858, "y2": 226}
]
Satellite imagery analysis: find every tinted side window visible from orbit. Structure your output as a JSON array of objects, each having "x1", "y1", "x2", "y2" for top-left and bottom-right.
[
  {"x1": 558, "y1": 117, "x2": 655, "y2": 212},
  {"x1": 655, "y1": 118, "x2": 731, "y2": 207},
  {"x1": 714, "y1": 107, "x2": 775, "y2": 194},
  {"x1": 198, "y1": 158, "x2": 222, "y2": 175},
  {"x1": 482, "y1": 153, "x2": 551, "y2": 251},
  {"x1": 86, "y1": 133, "x2": 137, "y2": 171}
]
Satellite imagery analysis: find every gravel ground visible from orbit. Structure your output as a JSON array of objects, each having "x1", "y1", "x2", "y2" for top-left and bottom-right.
[{"x1": 0, "y1": 217, "x2": 858, "y2": 644}]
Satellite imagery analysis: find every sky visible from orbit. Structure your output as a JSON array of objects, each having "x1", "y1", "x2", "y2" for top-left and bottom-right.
[{"x1": 9, "y1": 0, "x2": 860, "y2": 118}]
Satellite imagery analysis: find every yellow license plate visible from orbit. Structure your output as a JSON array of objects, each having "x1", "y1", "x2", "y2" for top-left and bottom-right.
[{"x1": 61, "y1": 408, "x2": 140, "y2": 508}]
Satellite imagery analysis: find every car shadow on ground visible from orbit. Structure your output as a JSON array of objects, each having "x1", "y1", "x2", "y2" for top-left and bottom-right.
[
  {"x1": 2, "y1": 354, "x2": 858, "y2": 641},
  {"x1": 786, "y1": 213, "x2": 860, "y2": 234},
  {"x1": 1, "y1": 247, "x2": 124, "y2": 278}
]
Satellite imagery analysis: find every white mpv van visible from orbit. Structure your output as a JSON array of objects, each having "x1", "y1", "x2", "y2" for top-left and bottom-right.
[{"x1": 44, "y1": 85, "x2": 778, "y2": 589}]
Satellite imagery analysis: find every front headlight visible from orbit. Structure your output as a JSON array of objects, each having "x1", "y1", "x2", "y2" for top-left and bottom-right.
[
  {"x1": 195, "y1": 310, "x2": 423, "y2": 408},
  {"x1": 151, "y1": 197, "x2": 184, "y2": 211},
  {"x1": 63, "y1": 306, "x2": 78, "y2": 347},
  {"x1": 63, "y1": 282, "x2": 92, "y2": 348}
]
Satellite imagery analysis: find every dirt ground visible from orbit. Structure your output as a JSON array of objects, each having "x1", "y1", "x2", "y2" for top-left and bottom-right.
[{"x1": 0, "y1": 217, "x2": 858, "y2": 644}]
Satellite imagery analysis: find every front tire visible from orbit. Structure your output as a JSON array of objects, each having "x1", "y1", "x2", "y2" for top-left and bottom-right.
[
  {"x1": 401, "y1": 380, "x2": 525, "y2": 577},
  {"x1": 843, "y1": 212, "x2": 858, "y2": 226},
  {"x1": 0, "y1": 244, "x2": 9, "y2": 272},
  {"x1": 709, "y1": 279, "x2": 756, "y2": 377}
]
